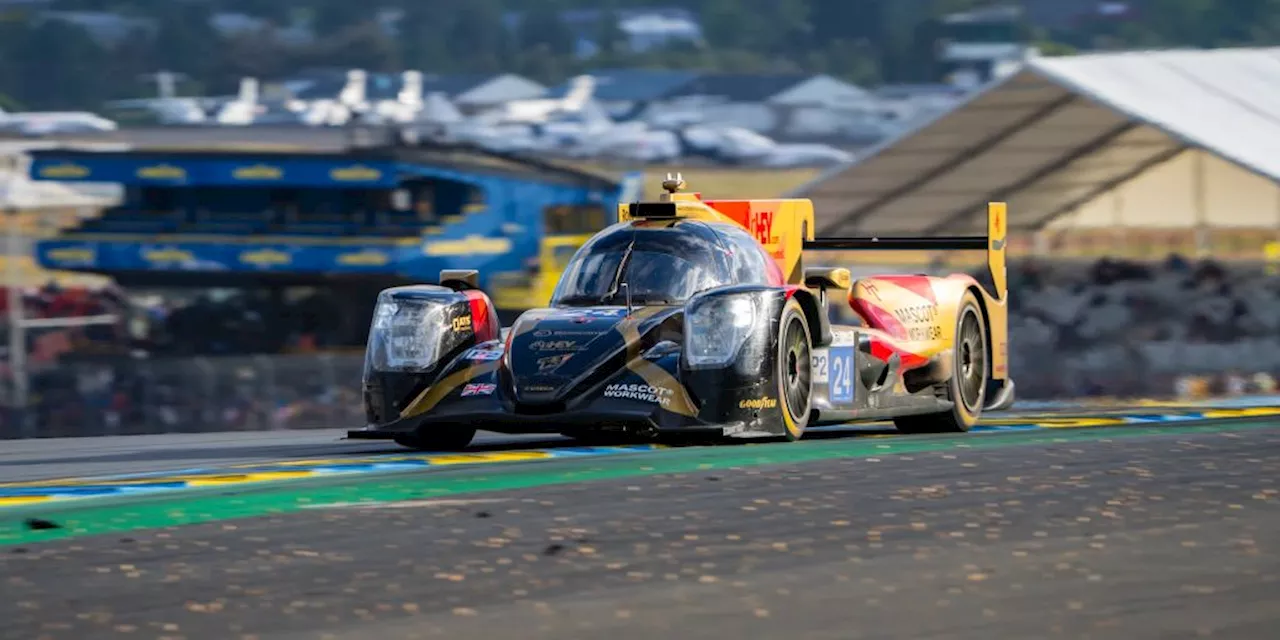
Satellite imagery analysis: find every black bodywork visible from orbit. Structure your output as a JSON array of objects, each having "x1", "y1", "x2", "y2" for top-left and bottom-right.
[{"x1": 350, "y1": 219, "x2": 801, "y2": 442}]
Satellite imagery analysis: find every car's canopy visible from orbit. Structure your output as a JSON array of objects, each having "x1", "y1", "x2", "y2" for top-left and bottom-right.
[{"x1": 551, "y1": 220, "x2": 773, "y2": 307}]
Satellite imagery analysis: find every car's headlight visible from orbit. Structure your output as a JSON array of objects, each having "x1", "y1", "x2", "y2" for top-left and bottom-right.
[
  {"x1": 366, "y1": 292, "x2": 447, "y2": 372},
  {"x1": 684, "y1": 293, "x2": 758, "y2": 368}
]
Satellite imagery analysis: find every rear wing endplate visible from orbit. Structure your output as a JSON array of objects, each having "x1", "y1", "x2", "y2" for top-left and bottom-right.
[{"x1": 803, "y1": 202, "x2": 1007, "y2": 302}]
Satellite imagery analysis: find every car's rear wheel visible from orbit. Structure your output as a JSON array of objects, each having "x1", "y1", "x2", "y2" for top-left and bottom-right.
[
  {"x1": 777, "y1": 299, "x2": 812, "y2": 441},
  {"x1": 394, "y1": 426, "x2": 476, "y2": 451},
  {"x1": 894, "y1": 292, "x2": 986, "y2": 434}
]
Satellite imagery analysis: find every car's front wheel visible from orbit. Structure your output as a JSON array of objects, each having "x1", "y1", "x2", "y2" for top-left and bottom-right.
[{"x1": 776, "y1": 298, "x2": 813, "y2": 441}]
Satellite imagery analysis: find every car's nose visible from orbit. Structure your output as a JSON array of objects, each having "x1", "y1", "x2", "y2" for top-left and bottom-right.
[{"x1": 511, "y1": 374, "x2": 574, "y2": 404}]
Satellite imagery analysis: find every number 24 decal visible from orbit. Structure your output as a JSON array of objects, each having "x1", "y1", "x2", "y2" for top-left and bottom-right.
[{"x1": 829, "y1": 346, "x2": 854, "y2": 404}]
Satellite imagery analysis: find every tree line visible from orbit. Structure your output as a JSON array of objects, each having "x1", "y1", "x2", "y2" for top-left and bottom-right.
[{"x1": 1, "y1": 0, "x2": 1278, "y2": 110}]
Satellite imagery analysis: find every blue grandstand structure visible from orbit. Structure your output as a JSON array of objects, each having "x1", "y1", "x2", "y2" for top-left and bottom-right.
[{"x1": 28, "y1": 142, "x2": 624, "y2": 295}]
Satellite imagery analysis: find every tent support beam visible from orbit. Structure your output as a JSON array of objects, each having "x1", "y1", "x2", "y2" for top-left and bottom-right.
[
  {"x1": 819, "y1": 93, "x2": 1078, "y2": 235},
  {"x1": 924, "y1": 121, "x2": 1139, "y2": 233},
  {"x1": 1028, "y1": 145, "x2": 1189, "y2": 231}
]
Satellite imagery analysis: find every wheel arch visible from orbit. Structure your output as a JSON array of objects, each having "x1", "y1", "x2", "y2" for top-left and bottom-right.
[
  {"x1": 787, "y1": 288, "x2": 824, "y2": 347},
  {"x1": 965, "y1": 284, "x2": 994, "y2": 382}
]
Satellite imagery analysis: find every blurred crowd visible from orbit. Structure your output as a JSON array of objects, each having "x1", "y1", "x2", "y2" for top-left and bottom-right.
[
  {"x1": 0, "y1": 283, "x2": 370, "y2": 438},
  {"x1": 0, "y1": 283, "x2": 371, "y2": 360},
  {"x1": 3, "y1": 354, "x2": 364, "y2": 439},
  {"x1": 0, "y1": 283, "x2": 129, "y2": 360},
  {"x1": 143, "y1": 288, "x2": 372, "y2": 355},
  {"x1": 2, "y1": 254, "x2": 1278, "y2": 438}
]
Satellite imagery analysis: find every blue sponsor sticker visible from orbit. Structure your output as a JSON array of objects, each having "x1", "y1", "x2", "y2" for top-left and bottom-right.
[
  {"x1": 829, "y1": 346, "x2": 854, "y2": 404},
  {"x1": 464, "y1": 347, "x2": 504, "y2": 361}
]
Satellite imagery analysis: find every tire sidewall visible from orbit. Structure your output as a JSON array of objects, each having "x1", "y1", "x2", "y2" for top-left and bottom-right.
[
  {"x1": 776, "y1": 299, "x2": 812, "y2": 440},
  {"x1": 950, "y1": 295, "x2": 986, "y2": 429}
]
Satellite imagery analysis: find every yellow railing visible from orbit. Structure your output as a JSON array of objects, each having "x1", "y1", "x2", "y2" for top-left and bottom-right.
[
  {"x1": 489, "y1": 273, "x2": 537, "y2": 310},
  {"x1": 489, "y1": 233, "x2": 593, "y2": 310}
]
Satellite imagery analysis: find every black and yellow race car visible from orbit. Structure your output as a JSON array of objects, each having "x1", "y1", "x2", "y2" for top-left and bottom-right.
[{"x1": 349, "y1": 176, "x2": 1014, "y2": 450}]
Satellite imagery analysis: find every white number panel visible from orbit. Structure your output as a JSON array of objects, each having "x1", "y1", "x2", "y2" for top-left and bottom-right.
[{"x1": 811, "y1": 351, "x2": 829, "y2": 384}]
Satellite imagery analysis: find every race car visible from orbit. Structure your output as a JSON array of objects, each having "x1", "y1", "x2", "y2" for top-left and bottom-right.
[{"x1": 349, "y1": 175, "x2": 1015, "y2": 450}]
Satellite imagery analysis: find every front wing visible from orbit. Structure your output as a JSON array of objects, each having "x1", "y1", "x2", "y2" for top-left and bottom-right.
[{"x1": 348, "y1": 343, "x2": 790, "y2": 440}]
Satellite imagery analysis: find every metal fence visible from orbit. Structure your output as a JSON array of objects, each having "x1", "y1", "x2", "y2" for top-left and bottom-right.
[{"x1": 2, "y1": 353, "x2": 366, "y2": 439}]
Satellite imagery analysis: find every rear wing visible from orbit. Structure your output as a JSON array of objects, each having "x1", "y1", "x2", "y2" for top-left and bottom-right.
[
  {"x1": 803, "y1": 202, "x2": 1007, "y2": 302},
  {"x1": 805, "y1": 202, "x2": 1010, "y2": 385}
]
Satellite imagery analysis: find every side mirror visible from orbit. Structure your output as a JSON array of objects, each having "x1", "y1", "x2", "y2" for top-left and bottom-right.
[
  {"x1": 439, "y1": 269, "x2": 480, "y2": 291},
  {"x1": 803, "y1": 266, "x2": 851, "y2": 292}
]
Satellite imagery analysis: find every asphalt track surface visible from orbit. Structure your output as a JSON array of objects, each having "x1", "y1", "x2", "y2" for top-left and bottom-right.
[
  {"x1": 1, "y1": 417, "x2": 1279, "y2": 639},
  {"x1": 0, "y1": 429, "x2": 551, "y2": 484}
]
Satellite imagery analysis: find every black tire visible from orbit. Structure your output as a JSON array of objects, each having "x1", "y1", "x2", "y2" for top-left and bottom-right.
[
  {"x1": 776, "y1": 298, "x2": 813, "y2": 441},
  {"x1": 394, "y1": 426, "x2": 477, "y2": 451},
  {"x1": 894, "y1": 292, "x2": 987, "y2": 434}
]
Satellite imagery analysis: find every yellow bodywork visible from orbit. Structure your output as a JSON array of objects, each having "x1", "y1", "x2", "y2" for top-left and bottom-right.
[
  {"x1": 618, "y1": 179, "x2": 815, "y2": 284},
  {"x1": 489, "y1": 233, "x2": 595, "y2": 310}
]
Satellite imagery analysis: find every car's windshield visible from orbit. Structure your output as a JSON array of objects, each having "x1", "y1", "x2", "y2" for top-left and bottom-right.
[{"x1": 552, "y1": 223, "x2": 731, "y2": 306}]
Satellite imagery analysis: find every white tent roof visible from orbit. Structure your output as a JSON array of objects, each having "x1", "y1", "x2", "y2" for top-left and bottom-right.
[{"x1": 794, "y1": 47, "x2": 1280, "y2": 235}]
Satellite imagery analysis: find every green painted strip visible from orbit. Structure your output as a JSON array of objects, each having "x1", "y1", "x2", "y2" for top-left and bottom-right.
[{"x1": 1, "y1": 419, "x2": 1274, "y2": 547}]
